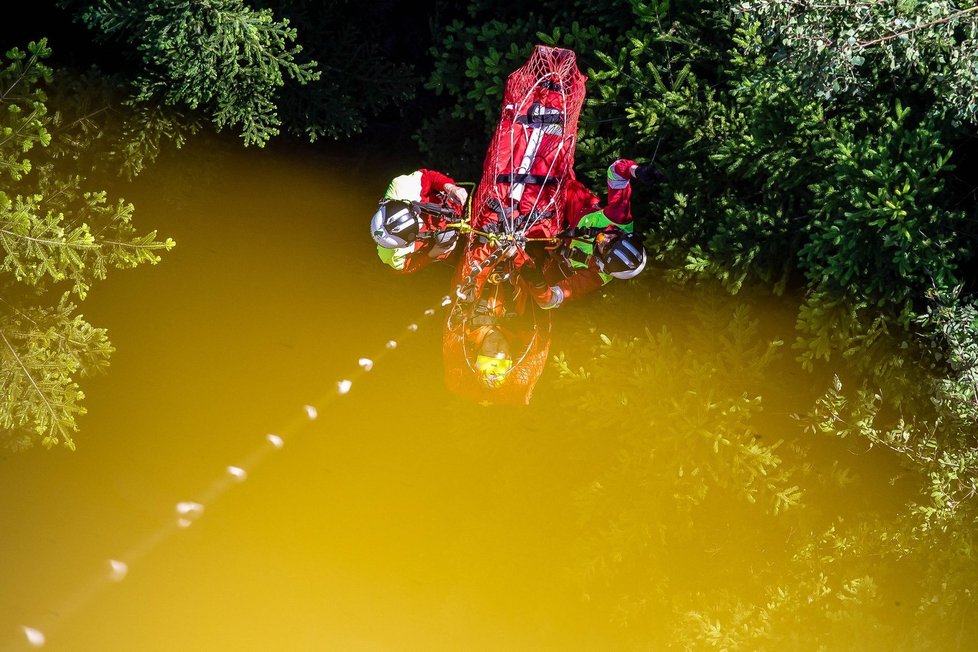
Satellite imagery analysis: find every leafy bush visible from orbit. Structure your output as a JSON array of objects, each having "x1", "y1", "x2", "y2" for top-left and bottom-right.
[
  {"x1": 77, "y1": 0, "x2": 319, "y2": 146},
  {"x1": 421, "y1": 0, "x2": 978, "y2": 644}
]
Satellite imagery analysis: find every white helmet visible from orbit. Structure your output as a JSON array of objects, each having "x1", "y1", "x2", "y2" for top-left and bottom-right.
[{"x1": 371, "y1": 200, "x2": 421, "y2": 248}]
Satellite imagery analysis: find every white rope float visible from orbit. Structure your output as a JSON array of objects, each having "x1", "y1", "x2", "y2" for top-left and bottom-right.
[{"x1": 13, "y1": 295, "x2": 453, "y2": 649}]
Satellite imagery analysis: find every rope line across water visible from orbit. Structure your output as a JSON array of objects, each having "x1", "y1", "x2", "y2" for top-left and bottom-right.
[{"x1": 10, "y1": 294, "x2": 454, "y2": 650}]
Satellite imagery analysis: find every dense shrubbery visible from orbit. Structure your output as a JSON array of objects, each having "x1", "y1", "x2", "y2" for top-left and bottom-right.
[
  {"x1": 419, "y1": 0, "x2": 978, "y2": 646},
  {"x1": 56, "y1": 0, "x2": 427, "y2": 145},
  {"x1": 420, "y1": 0, "x2": 978, "y2": 507},
  {"x1": 73, "y1": 0, "x2": 319, "y2": 146}
]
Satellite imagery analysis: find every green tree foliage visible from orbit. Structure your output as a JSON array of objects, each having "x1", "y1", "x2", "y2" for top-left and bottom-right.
[
  {"x1": 0, "y1": 41, "x2": 173, "y2": 450},
  {"x1": 424, "y1": 1, "x2": 976, "y2": 351},
  {"x1": 251, "y1": 0, "x2": 421, "y2": 141},
  {"x1": 919, "y1": 288, "x2": 978, "y2": 442},
  {"x1": 425, "y1": 0, "x2": 978, "y2": 643},
  {"x1": 69, "y1": 0, "x2": 425, "y2": 145},
  {"x1": 423, "y1": 0, "x2": 977, "y2": 496},
  {"x1": 740, "y1": 0, "x2": 978, "y2": 121},
  {"x1": 76, "y1": 0, "x2": 320, "y2": 146}
]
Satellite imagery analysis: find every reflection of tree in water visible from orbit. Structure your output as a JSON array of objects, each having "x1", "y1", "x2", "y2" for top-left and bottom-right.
[
  {"x1": 0, "y1": 43, "x2": 174, "y2": 450},
  {"x1": 543, "y1": 280, "x2": 978, "y2": 651}
]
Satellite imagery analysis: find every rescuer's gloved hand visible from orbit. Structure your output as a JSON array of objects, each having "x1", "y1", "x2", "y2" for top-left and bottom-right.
[
  {"x1": 519, "y1": 258, "x2": 546, "y2": 288},
  {"x1": 632, "y1": 164, "x2": 666, "y2": 186},
  {"x1": 443, "y1": 183, "x2": 468, "y2": 207},
  {"x1": 534, "y1": 285, "x2": 564, "y2": 310}
]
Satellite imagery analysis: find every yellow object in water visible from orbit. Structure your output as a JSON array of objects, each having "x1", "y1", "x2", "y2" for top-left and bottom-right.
[{"x1": 475, "y1": 352, "x2": 513, "y2": 388}]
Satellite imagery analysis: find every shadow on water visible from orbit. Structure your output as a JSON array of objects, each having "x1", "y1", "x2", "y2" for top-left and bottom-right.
[{"x1": 0, "y1": 133, "x2": 973, "y2": 651}]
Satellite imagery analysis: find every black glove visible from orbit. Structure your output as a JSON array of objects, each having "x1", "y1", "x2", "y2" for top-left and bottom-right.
[
  {"x1": 633, "y1": 164, "x2": 666, "y2": 186},
  {"x1": 519, "y1": 257, "x2": 547, "y2": 288}
]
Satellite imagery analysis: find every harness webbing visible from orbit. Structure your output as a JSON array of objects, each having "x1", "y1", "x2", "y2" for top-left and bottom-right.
[{"x1": 495, "y1": 173, "x2": 561, "y2": 187}]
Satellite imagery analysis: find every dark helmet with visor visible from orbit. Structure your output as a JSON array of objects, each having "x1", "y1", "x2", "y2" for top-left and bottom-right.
[{"x1": 594, "y1": 230, "x2": 647, "y2": 280}]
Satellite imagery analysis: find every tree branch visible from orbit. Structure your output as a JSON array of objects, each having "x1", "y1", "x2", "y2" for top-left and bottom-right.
[
  {"x1": 0, "y1": 228, "x2": 96, "y2": 249},
  {"x1": 0, "y1": 329, "x2": 58, "y2": 425},
  {"x1": 858, "y1": 5, "x2": 978, "y2": 49}
]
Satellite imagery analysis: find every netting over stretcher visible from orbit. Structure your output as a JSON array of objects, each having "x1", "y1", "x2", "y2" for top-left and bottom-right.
[{"x1": 472, "y1": 46, "x2": 587, "y2": 239}]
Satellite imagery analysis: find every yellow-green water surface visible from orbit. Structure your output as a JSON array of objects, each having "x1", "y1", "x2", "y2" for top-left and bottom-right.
[{"x1": 0, "y1": 137, "x2": 972, "y2": 651}]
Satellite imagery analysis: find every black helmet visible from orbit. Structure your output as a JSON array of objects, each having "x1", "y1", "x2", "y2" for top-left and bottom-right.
[
  {"x1": 594, "y1": 230, "x2": 647, "y2": 280},
  {"x1": 371, "y1": 200, "x2": 421, "y2": 248}
]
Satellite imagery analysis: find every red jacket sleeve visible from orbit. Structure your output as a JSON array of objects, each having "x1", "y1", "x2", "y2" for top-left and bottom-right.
[
  {"x1": 603, "y1": 159, "x2": 635, "y2": 225},
  {"x1": 555, "y1": 263, "x2": 606, "y2": 302},
  {"x1": 419, "y1": 169, "x2": 455, "y2": 202}
]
